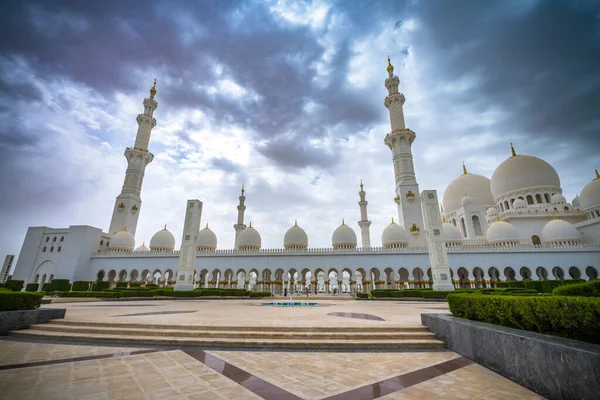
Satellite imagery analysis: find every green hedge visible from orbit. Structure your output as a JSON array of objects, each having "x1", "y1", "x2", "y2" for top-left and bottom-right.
[
  {"x1": 50, "y1": 279, "x2": 71, "y2": 292},
  {"x1": 553, "y1": 280, "x2": 600, "y2": 297},
  {"x1": 57, "y1": 291, "x2": 121, "y2": 298},
  {"x1": 25, "y1": 283, "x2": 39, "y2": 292},
  {"x1": 0, "y1": 292, "x2": 44, "y2": 311},
  {"x1": 42, "y1": 282, "x2": 52, "y2": 292},
  {"x1": 372, "y1": 289, "x2": 430, "y2": 298},
  {"x1": 115, "y1": 282, "x2": 128, "y2": 288},
  {"x1": 249, "y1": 292, "x2": 271, "y2": 298},
  {"x1": 129, "y1": 282, "x2": 142, "y2": 287},
  {"x1": 145, "y1": 284, "x2": 158, "y2": 288},
  {"x1": 72, "y1": 281, "x2": 90, "y2": 291},
  {"x1": 447, "y1": 293, "x2": 600, "y2": 344},
  {"x1": 356, "y1": 293, "x2": 369, "y2": 299},
  {"x1": 5, "y1": 280, "x2": 24, "y2": 292},
  {"x1": 422, "y1": 290, "x2": 454, "y2": 299},
  {"x1": 92, "y1": 281, "x2": 109, "y2": 291}
]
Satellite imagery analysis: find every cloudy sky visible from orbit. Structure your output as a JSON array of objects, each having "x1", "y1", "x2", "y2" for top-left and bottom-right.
[{"x1": 1, "y1": 0, "x2": 599, "y2": 265}]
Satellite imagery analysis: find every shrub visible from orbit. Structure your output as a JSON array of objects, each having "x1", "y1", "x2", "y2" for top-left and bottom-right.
[
  {"x1": 25, "y1": 283, "x2": 39, "y2": 292},
  {"x1": 0, "y1": 283, "x2": 5, "y2": 288},
  {"x1": 553, "y1": 280, "x2": 600, "y2": 297},
  {"x1": 447, "y1": 293, "x2": 600, "y2": 344},
  {"x1": 356, "y1": 292, "x2": 369, "y2": 299},
  {"x1": 42, "y1": 282, "x2": 52, "y2": 292},
  {"x1": 92, "y1": 281, "x2": 110, "y2": 291},
  {"x1": 145, "y1": 284, "x2": 158, "y2": 288},
  {"x1": 522, "y1": 279, "x2": 585, "y2": 293},
  {"x1": 72, "y1": 281, "x2": 91, "y2": 291},
  {"x1": 115, "y1": 282, "x2": 128, "y2": 288},
  {"x1": 50, "y1": 279, "x2": 71, "y2": 292},
  {"x1": 249, "y1": 292, "x2": 271, "y2": 298},
  {"x1": 0, "y1": 292, "x2": 44, "y2": 311},
  {"x1": 129, "y1": 282, "x2": 142, "y2": 287},
  {"x1": 198, "y1": 288, "x2": 222, "y2": 297},
  {"x1": 5, "y1": 279, "x2": 24, "y2": 292},
  {"x1": 57, "y1": 291, "x2": 121, "y2": 298}
]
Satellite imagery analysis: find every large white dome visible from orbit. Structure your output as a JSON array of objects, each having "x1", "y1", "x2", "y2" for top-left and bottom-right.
[
  {"x1": 442, "y1": 173, "x2": 494, "y2": 213},
  {"x1": 284, "y1": 222, "x2": 308, "y2": 249},
  {"x1": 238, "y1": 224, "x2": 261, "y2": 250},
  {"x1": 491, "y1": 154, "x2": 560, "y2": 199},
  {"x1": 332, "y1": 221, "x2": 357, "y2": 249},
  {"x1": 513, "y1": 198, "x2": 527, "y2": 210},
  {"x1": 442, "y1": 223, "x2": 462, "y2": 243},
  {"x1": 486, "y1": 220, "x2": 520, "y2": 244},
  {"x1": 381, "y1": 220, "x2": 409, "y2": 248},
  {"x1": 579, "y1": 173, "x2": 600, "y2": 211},
  {"x1": 198, "y1": 224, "x2": 217, "y2": 250},
  {"x1": 542, "y1": 219, "x2": 581, "y2": 244},
  {"x1": 150, "y1": 226, "x2": 176, "y2": 251},
  {"x1": 110, "y1": 229, "x2": 135, "y2": 251}
]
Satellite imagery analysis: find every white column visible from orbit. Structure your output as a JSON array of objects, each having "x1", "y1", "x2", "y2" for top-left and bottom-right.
[
  {"x1": 420, "y1": 190, "x2": 454, "y2": 291},
  {"x1": 174, "y1": 200, "x2": 202, "y2": 291},
  {"x1": 108, "y1": 81, "x2": 158, "y2": 237},
  {"x1": 233, "y1": 185, "x2": 247, "y2": 249},
  {"x1": 383, "y1": 58, "x2": 425, "y2": 247},
  {"x1": 358, "y1": 181, "x2": 372, "y2": 248}
]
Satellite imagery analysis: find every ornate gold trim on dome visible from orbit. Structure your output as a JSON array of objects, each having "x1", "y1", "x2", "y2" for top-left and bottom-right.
[
  {"x1": 462, "y1": 161, "x2": 468, "y2": 175},
  {"x1": 387, "y1": 56, "x2": 394, "y2": 73},
  {"x1": 594, "y1": 169, "x2": 600, "y2": 181},
  {"x1": 149, "y1": 78, "x2": 157, "y2": 96},
  {"x1": 510, "y1": 142, "x2": 517, "y2": 157}
]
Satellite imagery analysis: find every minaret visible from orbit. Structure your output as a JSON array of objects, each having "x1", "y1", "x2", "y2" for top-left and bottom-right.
[
  {"x1": 108, "y1": 80, "x2": 157, "y2": 236},
  {"x1": 233, "y1": 185, "x2": 247, "y2": 249},
  {"x1": 357, "y1": 180, "x2": 372, "y2": 248},
  {"x1": 383, "y1": 56, "x2": 425, "y2": 246}
]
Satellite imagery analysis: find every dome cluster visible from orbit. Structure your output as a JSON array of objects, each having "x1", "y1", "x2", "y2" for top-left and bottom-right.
[
  {"x1": 442, "y1": 172, "x2": 494, "y2": 214},
  {"x1": 332, "y1": 220, "x2": 357, "y2": 249},
  {"x1": 150, "y1": 225, "x2": 176, "y2": 251},
  {"x1": 198, "y1": 224, "x2": 217, "y2": 251},
  {"x1": 490, "y1": 154, "x2": 560, "y2": 200},
  {"x1": 284, "y1": 221, "x2": 308, "y2": 249},
  {"x1": 110, "y1": 228, "x2": 135, "y2": 252},
  {"x1": 238, "y1": 223, "x2": 261, "y2": 250},
  {"x1": 381, "y1": 219, "x2": 408, "y2": 248}
]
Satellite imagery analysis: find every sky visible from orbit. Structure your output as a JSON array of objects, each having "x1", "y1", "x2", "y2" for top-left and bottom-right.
[{"x1": 1, "y1": 0, "x2": 599, "y2": 267}]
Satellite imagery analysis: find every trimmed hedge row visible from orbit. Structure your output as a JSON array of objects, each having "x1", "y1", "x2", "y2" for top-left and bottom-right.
[
  {"x1": 249, "y1": 292, "x2": 272, "y2": 298},
  {"x1": 92, "y1": 281, "x2": 110, "y2": 291},
  {"x1": 25, "y1": 283, "x2": 39, "y2": 292},
  {"x1": 5, "y1": 280, "x2": 24, "y2": 292},
  {"x1": 553, "y1": 280, "x2": 600, "y2": 297},
  {"x1": 0, "y1": 292, "x2": 44, "y2": 311},
  {"x1": 72, "y1": 281, "x2": 91, "y2": 291},
  {"x1": 356, "y1": 293, "x2": 369, "y2": 299},
  {"x1": 447, "y1": 293, "x2": 600, "y2": 344},
  {"x1": 50, "y1": 279, "x2": 71, "y2": 292},
  {"x1": 496, "y1": 279, "x2": 585, "y2": 292},
  {"x1": 55, "y1": 289, "x2": 269, "y2": 298}
]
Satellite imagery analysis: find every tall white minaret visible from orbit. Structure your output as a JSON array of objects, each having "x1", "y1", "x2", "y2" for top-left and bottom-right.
[
  {"x1": 357, "y1": 180, "x2": 371, "y2": 248},
  {"x1": 108, "y1": 80, "x2": 157, "y2": 236},
  {"x1": 383, "y1": 57, "x2": 425, "y2": 246},
  {"x1": 233, "y1": 185, "x2": 247, "y2": 249}
]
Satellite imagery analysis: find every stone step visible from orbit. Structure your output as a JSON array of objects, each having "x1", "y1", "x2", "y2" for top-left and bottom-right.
[
  {"x1": 10, "y1": 329, "x2": 444, "y2": 350},
  {"x1": 47, "y1": 320, "x2": 430, "y2": 333},
  {"x1": 30, "y1": 324, "x2": 436, "y2": 340}
]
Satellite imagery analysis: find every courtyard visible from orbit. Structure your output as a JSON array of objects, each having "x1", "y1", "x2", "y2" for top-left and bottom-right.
[{"x1": 0, "y1": 299, "x2": 543, "y2": 399}]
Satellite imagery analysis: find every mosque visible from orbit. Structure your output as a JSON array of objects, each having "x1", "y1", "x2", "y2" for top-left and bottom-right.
[{"x1": 11, "y1": 59, "x2": 600, "y2": 294}]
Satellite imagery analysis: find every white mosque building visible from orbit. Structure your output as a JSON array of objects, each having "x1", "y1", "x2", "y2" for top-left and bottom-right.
[{"x1": 11, "y1": 60, "x2": 600, "y2": 294}]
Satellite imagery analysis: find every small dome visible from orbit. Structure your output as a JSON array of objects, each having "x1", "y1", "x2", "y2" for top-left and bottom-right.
[
  {"x1": 381, "y1": 220, "x2": 409, "y2": 247},
  {"x1": 542, "y1": 219, "x2": 581, "y2": 244},
  {"x1": 486, "y1": 207, "x2": 498, "y2": 217},
  {"x1": 580, "y1": 175, "x2": 600, "y2": 211},
  {"x1": 442, "y1": 222, "x2": 462, "y2": 243},
  {"x1": 284, "y1": 222, "x2": 308, "y2": 249},
  {"x1": 491, "y1": 154, "x2": 560, "y2": 199},
  {"x1": 572, "y1": 195, "x2": 580, "y2": 207},
  {"x1": 486, "y1": 221, "x2": 520, "y2": 244},
  {"x1": 513, "y1": 198, "x2": 527, "y2": 209},
  {"x1": 198, "y1": 224, "x2": 217, "y2": 250},
  {"x1": 551, "y1": 193, "x2": 566, "y2": 205},
  {"x1": 110, "y1": 229, "x2": 135, "y2": 251},
  {"x1": 150, "y1": 225, "x2": 176, "y2": 251},
  {"x1": 442, "y1": 173, "x2": 494, "y2": 213},
  {"x1": 461, "y1": 195, "x2": 475, "y2": 206},
  {"x1": 332, "y1": 220, "x2": 357, "y2": 249},
  {"x1": 134, "y1": 242, "x2": 149, "y2": 253},
  {"x1": 238, "y1": 224, "x2": 261, "y2": 250}
]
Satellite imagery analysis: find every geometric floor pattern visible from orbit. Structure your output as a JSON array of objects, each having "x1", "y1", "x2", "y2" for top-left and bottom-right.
[{"x1": 0, "y1": 339, "x2": 544, "y2": 399}]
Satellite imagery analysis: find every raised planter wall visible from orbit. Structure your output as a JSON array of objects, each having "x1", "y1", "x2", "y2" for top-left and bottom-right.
[
  {"x1": 421, "y1": 313, "x2": 600, "y2": 400},
  {"x1": 0, "y1": 308, "x2": 66, "y2": 335}
]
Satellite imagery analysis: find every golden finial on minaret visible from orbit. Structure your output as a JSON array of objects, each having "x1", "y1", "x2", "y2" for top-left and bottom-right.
[
  {"x1": 462, "y1": 161, "x2": 467, "y2": 175},
  {"x1": 241, "y1": 184, "x2": 245, "y2": 195},
  {"x1": 595, "y1": 169, "x2": 600, "y2": 180},
  {"x1": 360, "y1": 179, "x2": 364, "y2": 191},
  {"x1": 387, "y1": 55, "x2": 394, "y2": 73},
  {"x1": 510, "y1": 142, "x2": 517, "y2": 157},
  {"x1": 149, "y1": 78, "x2": 157, "y2": 96}
]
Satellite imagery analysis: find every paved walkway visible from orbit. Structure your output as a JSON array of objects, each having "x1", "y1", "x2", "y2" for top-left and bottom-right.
[{"x1": 0, "y1": 300, "x2": 543, "y2": 399}]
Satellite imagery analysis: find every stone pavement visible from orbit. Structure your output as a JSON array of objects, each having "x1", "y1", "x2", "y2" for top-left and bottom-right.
[{"x1": 0, "y1": 299, "x2": 543, "y2": 399}]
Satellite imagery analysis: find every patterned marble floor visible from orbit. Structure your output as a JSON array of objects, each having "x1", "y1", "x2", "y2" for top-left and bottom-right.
[{"x1": 0, "y1": 339, "x2": 543, "y2": 399}]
